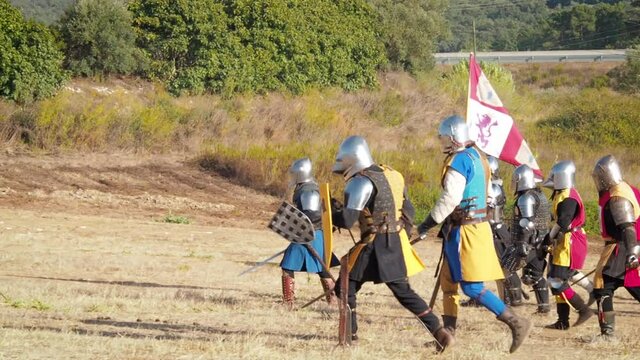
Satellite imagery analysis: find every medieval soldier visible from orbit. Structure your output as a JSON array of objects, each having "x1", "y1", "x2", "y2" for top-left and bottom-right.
[
  {"x1": 591, "y1": 155, "x2": 640, "y2": 340},
  {"x1": 280, "y1": 158, "x2": 338, "y2": 308},
  {"x1": 509, "y1": 164, "x2": 551, "y2": 314},
  {"x1": 417, "y1": 115, "x2": 531, "y2": 354},
  {"x1": 331, "y1": 136, "x2": 454, "y2": 351},
  {"x1": 541, "y1": 160, "x2": 592, "y2": 330},
  {"x1": 461, "y1": 156, "x2": 520, "y2": 306}
]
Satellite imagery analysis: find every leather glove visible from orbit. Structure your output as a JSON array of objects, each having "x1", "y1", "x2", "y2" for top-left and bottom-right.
[
  {"x1": 542, "y1": 233, "x2": 551, "y2": 247},
  {"x1": 515, "y1": 241, "x2": 529, "y2": 258},
  {"x1": 417, "y1": 214, "x2": 437, "y2": 238},
  {"x1": 626, "y1": 254, "x2": 640, "y2": 269}
]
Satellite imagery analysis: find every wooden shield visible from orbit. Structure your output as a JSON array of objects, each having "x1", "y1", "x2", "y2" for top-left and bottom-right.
[
  {"x1": 320, "y1": 183, "x2": 334, "y2": 266},
  {"x1": 268, "y1": 202, "x2": 315, "y2": 244}
]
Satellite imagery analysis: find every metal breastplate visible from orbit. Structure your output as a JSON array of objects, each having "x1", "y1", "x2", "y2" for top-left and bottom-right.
[
  {"x1": 293, "y1": 182, "x2": 321, "y2": 227},
  {"x1": 511, "y1": 189, "x2": 550, "y2": 243},
  {"x1": 359, "y1": 169, "x2": 401, "y2": 234}
]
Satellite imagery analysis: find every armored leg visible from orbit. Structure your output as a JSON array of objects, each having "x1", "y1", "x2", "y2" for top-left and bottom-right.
[
  {"x1": 570, "y1": 270, "x2": 595, "y2": 306},
  {"x1": 387, "y1": 279, "x2": 454, "y2": 352},
  {"x1": 597, "y1": 295, "x2": 615, "y2": 338},
  {"x1": 522, "y1": 258, "x2": 549, "y2": 314},
  {"x1": 281, "y1": 270, "x2": 295, "y2": 309},
  {"x1": 593, "y1": 280, "x2": 617, "y2": 341},
  {"x1": 504, "y1": 271, "x2": 523, "y2": 306},
  {"x1": 532, "y1": 278, "x2": 550, "y2": 314}
]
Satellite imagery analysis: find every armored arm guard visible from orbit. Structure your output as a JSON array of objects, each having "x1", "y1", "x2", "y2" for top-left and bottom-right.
[
  {"x1": 610, "y1": 197, "x2": 640, "y2": 268},
  {"x1": 512, "y1": 193, "x2": 538, "y2": 247},
  {"x1": 335, "y1": 176, "x2": 374, "y2": 229},
  {"x1": 299, "y1": 190, "x2": 321, "y2": 226}
]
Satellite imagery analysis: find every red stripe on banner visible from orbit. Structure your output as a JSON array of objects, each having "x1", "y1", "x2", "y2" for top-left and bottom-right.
[
  {"x1": 500, "y1": 124, "x2": 522, "y2": 161},
  {"x1": 468, "y1": 55, "x2": 510, "y2": 114}
]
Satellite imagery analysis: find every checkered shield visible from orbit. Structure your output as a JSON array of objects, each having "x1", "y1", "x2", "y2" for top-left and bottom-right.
[{"x1": 268, "y1": 202, "x2": 315, "y2": 244}]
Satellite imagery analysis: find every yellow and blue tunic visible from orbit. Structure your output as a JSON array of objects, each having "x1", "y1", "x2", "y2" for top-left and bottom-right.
[{"x1": 442, "y1": 147, "x2": 504, "y2": 283}]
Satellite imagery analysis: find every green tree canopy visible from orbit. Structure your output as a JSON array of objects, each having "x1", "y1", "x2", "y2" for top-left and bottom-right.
[
  {"x1": 130, "y1": 0, "x2": 385, "y2": 95},
  {"x1": 367, "y1": 0, "x2": 447, "y2": 73},
  {"x1": 0, "y1": 0, "x2": 67, "y2": 103},
  {"x1": 59, "y1": 0, "x2": 146, "y2": 77}
]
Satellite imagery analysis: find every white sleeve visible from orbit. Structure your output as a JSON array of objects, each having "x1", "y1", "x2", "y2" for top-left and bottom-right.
[{"x1": 430, "y1": 169, "x2": 466, "y2": 223}]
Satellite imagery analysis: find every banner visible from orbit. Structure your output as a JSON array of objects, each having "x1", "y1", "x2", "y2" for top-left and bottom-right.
[{"x1": 466, "y1": 53, "x2": 542, "y2": 177}]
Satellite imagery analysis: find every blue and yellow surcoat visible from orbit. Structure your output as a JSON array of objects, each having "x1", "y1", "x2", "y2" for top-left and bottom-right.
[{"x1": 442, "y1": 148, "x2": 504, "y2": 282}]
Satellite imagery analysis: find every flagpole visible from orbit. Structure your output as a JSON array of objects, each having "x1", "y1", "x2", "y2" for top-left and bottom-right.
[
  {"x1": 473, "y1": 20, "x2": 477, "y2": 54},
  {"x1": 466, "y1": 52, "x2": 473, "y2": 126}
]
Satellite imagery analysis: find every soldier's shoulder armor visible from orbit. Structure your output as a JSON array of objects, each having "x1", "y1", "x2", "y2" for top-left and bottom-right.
[
  {"x1": 299, "y1": 190, "x2": 320, "y2": 212},
  {"x1": 516, "y1": 192, "x2": 537, "y2": 218},
  {"x1": 609, "y1": 196, "x2": 636, "y2": 225},
  {"x1": 344, "y1": 175, "x2": 374, "y2": 211}
]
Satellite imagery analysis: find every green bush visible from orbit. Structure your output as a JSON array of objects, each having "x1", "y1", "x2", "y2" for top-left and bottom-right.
[
  {"x1": 368, "y1": 0, "x2": 447, "y2": 73},
  {"x1": 537, "y1": 88, "x2": 640, "y2": 147},
  {"x1": 608, "y1": 45, "x2": 640, "y2": 94},
  {"x1": 130, "y1": 0, "x2": 385, "y2": 95},
  {"x1": 0, "y1": 0, "x2": 67, "y2": 103},
  {"x1": 440, "y1": 59, "x2": 515, "y2": 106},
  {"x1": 58, "y1": 0, "x2": 146, "y2": 77}
]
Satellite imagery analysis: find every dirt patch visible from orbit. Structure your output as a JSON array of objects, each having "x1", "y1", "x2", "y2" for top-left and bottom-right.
[{"x1": 0, "y1": 153, "x2": 279, "y2": 228}]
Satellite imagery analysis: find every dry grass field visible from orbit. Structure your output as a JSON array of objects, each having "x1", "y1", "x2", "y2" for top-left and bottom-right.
[{"x1": 0, "y1": 154, "x2": 638, "y2": 359}]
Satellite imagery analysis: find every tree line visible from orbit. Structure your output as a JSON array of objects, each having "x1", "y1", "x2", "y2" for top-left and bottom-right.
[
  {"x1": 1, "y1": 0, "x2": 447, "y2": 102},
  {"x1": 442, "y1": 0, "x2": 640, "y2": 52},
  {"x1": 1, "y1": 0, "x2": 639, "y2": 103}
]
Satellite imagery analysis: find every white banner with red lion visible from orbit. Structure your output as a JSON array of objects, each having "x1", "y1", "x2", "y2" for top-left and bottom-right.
[{"x1": 465, "y1": 53, "x2": 542, "y2": 178}]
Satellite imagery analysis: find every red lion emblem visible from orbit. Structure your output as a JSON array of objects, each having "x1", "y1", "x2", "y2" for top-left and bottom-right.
[{"x1": 475, "y1": 114, "x2": 498, "y2": 147}]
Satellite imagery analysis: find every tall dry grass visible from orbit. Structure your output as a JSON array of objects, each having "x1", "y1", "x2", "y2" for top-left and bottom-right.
[{"x1": 1, "y1": 66, "x2": 639, "y2": 225}]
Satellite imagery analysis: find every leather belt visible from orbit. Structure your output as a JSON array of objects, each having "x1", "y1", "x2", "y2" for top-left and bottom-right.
[
  {"x1": 454, "y1": 216, "x2": 488, "y2": 226},
  {"x1": 361, "y1": 223, "x2": 403, "y2": 240}
]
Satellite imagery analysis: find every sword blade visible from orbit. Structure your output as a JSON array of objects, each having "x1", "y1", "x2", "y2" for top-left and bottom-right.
[{"x1": 239, "y1": 249, "x2": 286, "y2": 276}]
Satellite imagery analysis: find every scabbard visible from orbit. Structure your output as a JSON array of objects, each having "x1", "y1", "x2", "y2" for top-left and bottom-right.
[{"x1": 338, "y1": 254, "x2": 352, "y2": 346}]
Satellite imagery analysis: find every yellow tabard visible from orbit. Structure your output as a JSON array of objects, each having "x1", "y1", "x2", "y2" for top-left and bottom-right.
[
  {"x1": 459, "y1": 222, "x2": 505, "y2": 282},
  {"x1": 346, "y1": 165, "x2": 425, "y2": 277}
]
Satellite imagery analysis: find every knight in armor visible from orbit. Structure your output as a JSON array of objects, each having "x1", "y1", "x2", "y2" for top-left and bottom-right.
[
  {"x1": 280, "y1": 158, "x2": 339, "y2": 308},
  {"x1": 417, "y1": 115, "x2": 531, "y2": 354},
  {"x1": 461, "y1": 156, "x2": 520, "y2": 307},
  {"x1": 330, "y1": 136, "x2": 454, "y2": 351},
  {"x1": 590, "y1": 155, "x2": 640, "y2": 340},
  {"x1": 541, "y1": 160, "x2": 593, "y2": 330}
]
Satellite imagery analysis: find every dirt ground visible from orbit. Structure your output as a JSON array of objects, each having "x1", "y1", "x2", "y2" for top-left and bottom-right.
[{"x1": 0, "y1": 154, "x2": 638, "y2": 359}]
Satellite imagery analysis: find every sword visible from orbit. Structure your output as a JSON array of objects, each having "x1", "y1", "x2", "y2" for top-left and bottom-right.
[{"x1": 238, "y1": 249, "x2": 286, "y2": 276}]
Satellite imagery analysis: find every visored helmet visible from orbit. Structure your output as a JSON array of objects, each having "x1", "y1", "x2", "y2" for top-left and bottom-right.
[
  {"x1": 542, "y1": 160, "x2": 576, "y2": 190},
  {"x1": 511, "y1": 164, "x2": 536, "y2": 193},
  {"x1": 592, "y1": 155, "x2": 623, "y2": 192},
  {"x1": 288, "y1": 157, "x2": 314, "y2": 185},
  {"x1": 332, "y1": 136, "x2": 375, "y2": 180},
  {"x1": 488, "y1": 156, "x2": 499, "y2": 175},
  {"x1": 438, "y1": 115, "x2": 470, "y2": 154}
]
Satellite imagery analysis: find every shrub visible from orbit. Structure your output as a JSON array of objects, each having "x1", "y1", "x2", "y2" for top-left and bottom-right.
[
  {"x1": 537, "y1": 88, "x2": 640, "y2": 147},
  {"x1": 58, "y1": 0, "x2": 146, "y2": 77},
  {"x1": 130, "y1": 0, "x2": 385, "y2": 95},
  {"x1": 608, "y1": 45, "x2": 640, "y2": 94},
  {"x1": 0, "y1": 0, "x2": 67, "y2": 103}
]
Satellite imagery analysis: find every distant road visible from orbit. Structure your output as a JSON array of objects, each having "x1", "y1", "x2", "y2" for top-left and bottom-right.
[{"x1": 435, "y1": 49, "x2": 627, "y2": 64}]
